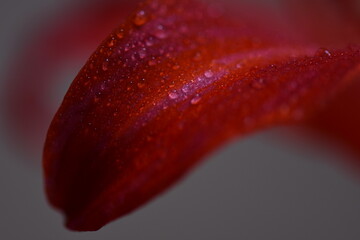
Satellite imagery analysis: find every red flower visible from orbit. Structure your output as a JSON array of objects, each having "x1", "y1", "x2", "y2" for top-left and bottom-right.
[{"x1": 12, "y1": 0, "x2": 360, "y2": 232}]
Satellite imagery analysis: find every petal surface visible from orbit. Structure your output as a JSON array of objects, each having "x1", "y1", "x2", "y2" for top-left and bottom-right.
[{"x1": 44, "y1": 0, "x2": 360, "y2": 231}]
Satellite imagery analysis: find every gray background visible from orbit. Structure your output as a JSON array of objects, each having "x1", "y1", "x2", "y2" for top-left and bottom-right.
[{"x1": 1, "y1": 0, "x2": 360, "y2": 239}]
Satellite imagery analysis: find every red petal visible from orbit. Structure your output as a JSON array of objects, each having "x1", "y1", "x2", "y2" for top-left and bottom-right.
[{"x1": 43, "y1": 0, "x2": 360, "y2": 231}]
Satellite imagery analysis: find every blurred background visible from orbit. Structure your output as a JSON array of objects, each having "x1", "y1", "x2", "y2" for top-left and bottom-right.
[{"x1": 1, "y1": 0, "x2": 360, "y2": 239}]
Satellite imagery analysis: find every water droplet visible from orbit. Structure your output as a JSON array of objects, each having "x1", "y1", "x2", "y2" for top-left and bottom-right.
[
  {"x1": 146, "y1": 37, "x2": 155, "y2": 46},
  {"x1": 138, "y1": 48, "x2": 147, "y2": 59},
  {"x1": 316, "y1": 48, "x2": 332, "y2": 57},
  {"x1": 154, "y1": 25, "x2": 167, "y2": 39},
  {"x1": 133, "y1": 10, "x2": 148, "y2": 26},
  {"x1": 182, "y1": 85, "x2": 190, "y2": 93},
  {"x1": 197, "y1": 76, "x2": 204, "y2": 81},
  {"x1": 324, "y1": 50, "x2": 331, "y2": 56},
  {"x1": 116, "y1": 32, "x2": 124, "y2": 39},
  {"x1": 108, "y1": 38, "x2": 115, "y2": 47},
  {"x1": 191, "y1": 95, "x2": 201, "y2": 105},
  {"x1": 169, "y1": 92, "x2": 178, "y2": 99},
  {"x1": 116, "y1": 29, "x2": 125, "y2": 39},
  {"x1": 204, "y1": 70, "x2": 214, "y2": 78}
]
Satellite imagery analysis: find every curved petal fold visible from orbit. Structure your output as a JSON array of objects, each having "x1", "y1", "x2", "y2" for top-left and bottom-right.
[{"x1": 43, "y1": 0, "x2": 360, "y2": 231}]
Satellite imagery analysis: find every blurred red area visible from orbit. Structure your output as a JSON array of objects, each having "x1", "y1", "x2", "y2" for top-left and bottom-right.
[{"x1": 4, "y1": 0, "x2": 139, "y2": 155}]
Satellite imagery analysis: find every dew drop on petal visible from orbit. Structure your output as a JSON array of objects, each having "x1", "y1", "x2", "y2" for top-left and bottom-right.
[
  {"x1": 145, "y1": 37, "x2": 155, "y2": 47},
  {"x1": 316, "y1": 48, "x2": 332, "y2": 57},
  {"x1": 154, "y1": 25, "x2": 168, "y2": 39},
  {"x1": 169, "y1": 92, "x2": 178, "y2": 99},
  {"x1": 116, "y1": 29, "x2": 125, "y2": 39},
  {"x1": 108, "y1": 38, "x2": 115, "y2": 47},
  {"x1": 204, "y1": 70, "x2": 214, "y2": 78},
  {"x1": 182, "y1": 85, "x2": 190, "y2": 93},
  {"x1": 139, "y1": 49, "x2": 147, "y2": 59},
  {"x1": 324, "y1": 50, "x2": 331, "y2": 57},
  {"x1": 116, "y1": 33, "x2": 124, "y2": 39},
  {"x1": 191, "y1": 95, "x2": 201, "y2": 105},
  {"x1": 133, "y1": 10, "x2": 148, "y2": 26}
]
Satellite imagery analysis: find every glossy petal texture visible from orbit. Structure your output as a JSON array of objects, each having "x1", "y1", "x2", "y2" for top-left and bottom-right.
[{"x1": 44, "y1": 0, "x2": 360, "y2": 231}]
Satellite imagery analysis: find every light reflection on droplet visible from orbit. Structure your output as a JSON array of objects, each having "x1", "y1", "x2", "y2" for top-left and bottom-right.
[
  {"x1": 154, "y1": 25, "x2": 168, "y2": 39},
  {"x1": 191, "y1": 95, "x2": 201, "y2": 105},
  {"x1": 133, "y1": 10, "x2": 148, "y2": 26},
  {"x1": 146, "y1": 37, "x2": 155, "y2": 46},
  {"x1": 204, "y1": 70, "x2": 214, "y2": 78},
  {"x1": 169, "y1": 92, "x2": 178, "y2": 99},
  {"x1": 182, "y1": 85, "x2": 190, "y2": 93},
  {"x1": 139, "y1": 48, "x2": 147, "y2": 59}
]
